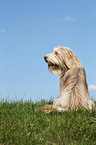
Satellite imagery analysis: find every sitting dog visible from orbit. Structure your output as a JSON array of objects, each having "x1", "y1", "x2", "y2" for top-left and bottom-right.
[{"x1": 40, "y1": 46, "x2": 95, "y2": 112}]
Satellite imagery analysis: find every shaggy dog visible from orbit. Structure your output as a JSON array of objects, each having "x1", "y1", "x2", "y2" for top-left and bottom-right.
[{"x1": 40, "y1": 46, "x2": 95, "y2": 112}]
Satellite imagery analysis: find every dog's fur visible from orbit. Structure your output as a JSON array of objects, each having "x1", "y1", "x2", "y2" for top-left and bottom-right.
[{"x1": 40, "y1": 46, "x2": 95, "y2": 112}]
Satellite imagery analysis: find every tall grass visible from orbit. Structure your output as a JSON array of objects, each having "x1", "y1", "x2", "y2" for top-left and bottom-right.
[{"x1": 0, "y1": 99, "x2": 96, "y2": 145}]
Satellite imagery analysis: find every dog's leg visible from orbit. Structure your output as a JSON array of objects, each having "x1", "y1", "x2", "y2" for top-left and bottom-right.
[
  {"x1": 39, "y1": 105, "x2": 57, "y2": 112},
  {"x1": 56, "y1": 107, "x2": 67, "y2": 112},
  {"x1": 39, "y1": 105, "x2": 67, "y2": 112}
]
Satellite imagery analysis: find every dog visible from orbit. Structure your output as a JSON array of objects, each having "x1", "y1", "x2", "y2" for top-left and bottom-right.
[{"x1": 40, "y1": 46, "x2": 95, "y2": 112}]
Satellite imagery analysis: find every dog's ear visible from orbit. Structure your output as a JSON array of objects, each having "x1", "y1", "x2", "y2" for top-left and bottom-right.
[{"x1": 64, "y1": 49, "x2": 82, "y2": 69}]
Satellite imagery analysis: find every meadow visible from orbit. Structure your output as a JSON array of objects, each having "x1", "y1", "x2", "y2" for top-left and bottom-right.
[{"x1": 0, "y1": 98, "x2": 96, "y2": 145}]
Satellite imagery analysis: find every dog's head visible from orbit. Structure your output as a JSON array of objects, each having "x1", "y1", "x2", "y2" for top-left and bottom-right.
[{"x1": 44, "y1": 46, "x2": 82, "y2": 75}]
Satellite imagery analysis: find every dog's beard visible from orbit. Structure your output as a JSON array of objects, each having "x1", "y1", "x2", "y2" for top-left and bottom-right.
[
  {"x1": 45, "y1": 59, "x2": 68, "y2": 75},
  {"x1": 47, "y1": 61, "x2": 61, "y2": 75},
  {"x1": 48, "y1": 63, "x2": 62, "y2": 75}
]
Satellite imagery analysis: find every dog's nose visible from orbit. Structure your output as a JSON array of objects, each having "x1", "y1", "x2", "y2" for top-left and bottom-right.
[{"x1": 44, "y1": 56, "x2": 47, "y2": 61}]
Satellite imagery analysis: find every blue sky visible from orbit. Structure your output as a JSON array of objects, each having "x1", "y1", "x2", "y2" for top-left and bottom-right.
[{"x1": 0, "y1": 0, "x2": 96, "y2": 102}]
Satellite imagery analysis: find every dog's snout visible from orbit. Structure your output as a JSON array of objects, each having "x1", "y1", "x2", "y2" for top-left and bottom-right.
[{"x1": 44, "y1": 56, "x2": 47, "y2": 62}]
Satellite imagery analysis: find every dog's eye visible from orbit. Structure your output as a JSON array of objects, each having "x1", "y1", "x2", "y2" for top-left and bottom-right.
[{"x1": 54, "y1": 52, "x2": 58, "y2": 55}]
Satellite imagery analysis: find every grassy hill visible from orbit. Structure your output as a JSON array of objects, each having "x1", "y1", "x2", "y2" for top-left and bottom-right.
[{"x1": 0, "y1": 99, "x2": 96, "y2": 145}]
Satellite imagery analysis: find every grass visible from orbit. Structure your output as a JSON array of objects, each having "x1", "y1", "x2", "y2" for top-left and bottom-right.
[{"x1": 0, "y1": 99, "x2": 96, "y2": 145}]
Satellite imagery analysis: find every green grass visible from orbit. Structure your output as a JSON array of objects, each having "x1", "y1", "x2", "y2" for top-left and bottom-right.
[{"x1": 0, "y1": 99, "x2": 96, "y2": 145}]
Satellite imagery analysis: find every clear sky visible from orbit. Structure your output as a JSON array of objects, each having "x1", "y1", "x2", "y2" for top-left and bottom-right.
[{"x1": 0, "y1": 0, "x2": 96, "y2": 102}]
